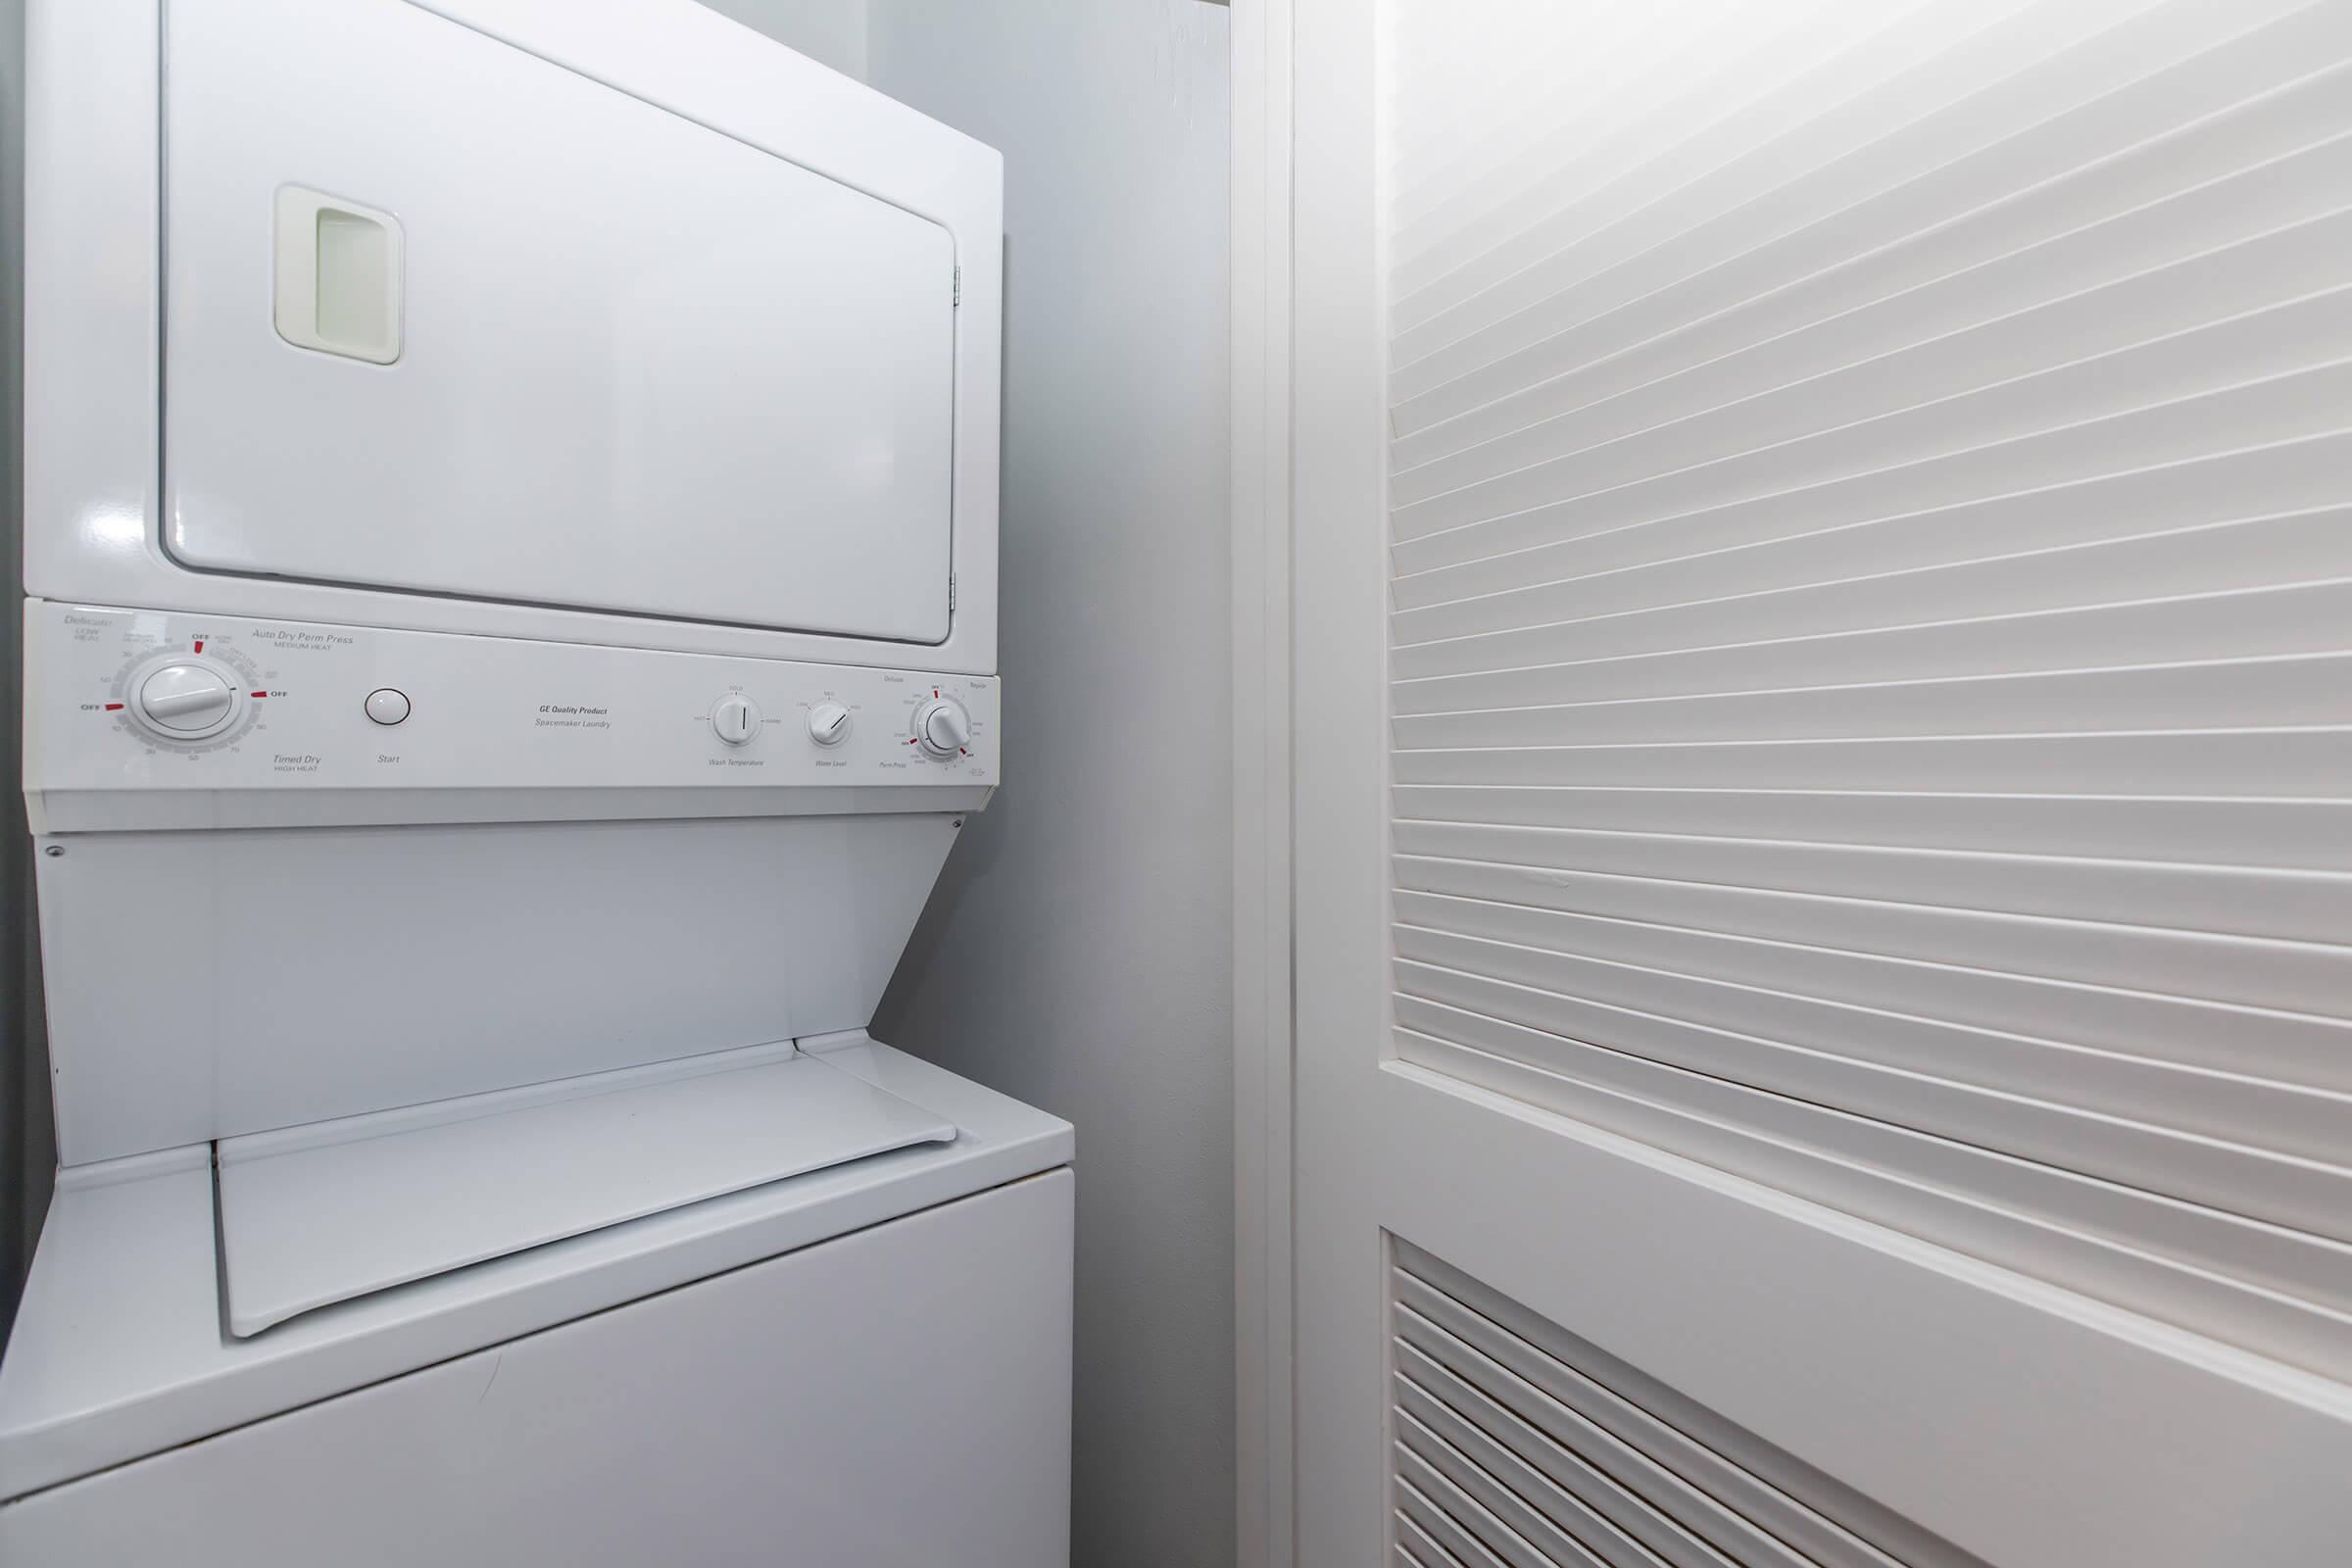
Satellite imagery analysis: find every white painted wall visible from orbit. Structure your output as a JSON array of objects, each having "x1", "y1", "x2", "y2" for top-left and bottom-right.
[{"x1": 861, "y1": 6, "x2": 1235, "y2": 1567}]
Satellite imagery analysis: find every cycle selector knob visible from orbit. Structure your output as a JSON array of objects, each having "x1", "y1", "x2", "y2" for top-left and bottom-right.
[
  {"x1": 710, "y1": 694, "x2": 761, "y2": 746},
  {"x1": 133, "y1": 661, "x2": 239, "y2": 738},
  {"x1": 912, "y1": 696, "x2": 970, "y2": 759}
]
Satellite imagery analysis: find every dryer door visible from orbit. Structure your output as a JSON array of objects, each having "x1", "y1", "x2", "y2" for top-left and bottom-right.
[{"x1": 162, "y1": 0, "x2": 957, "y2": 644}]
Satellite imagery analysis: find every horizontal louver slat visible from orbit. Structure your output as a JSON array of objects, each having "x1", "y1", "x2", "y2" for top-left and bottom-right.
[
  {"x1": 1392, "y1": 580, "x2": 2352, "y2": 712},
  {"x1": 1395, "y1": 787, "x2": 2345, "y2": 875},
  {"x1": 1395, "y1": 428, "x2": 2352, "y2": 614},
  {"x1": 1390, "y1": 1243, "x2": 1984, "y2": 1566},
  {"x1": 1390, "y1": 0, "x2": 2205, "y2": 389},
  {"x1": 1388, "y1": 0, "x2": 2352, "y2": 1379},
  {"x1": 1394, "y1": 890, "x2": 2352, "y2": 1097},
  {"x1": 1396, "y1": 955, "x2": 2352, "y2": 1243},
  {"x1": 1388, "y1": 0, "x2": 2047, "y2": 303},
  {"x1": 1393, "y1": 1285, "x2": 1883, "y2": 1568},
  {"x1": 1393, "y1": 1027, "x2": 2352, "y2": 1378},
  {"x1": 1393, "y1": 363, "x2": 2352, "y2": 576},
  {"x1": 1393, "y1": 854, "x2": 2352, "y2": 1017},
  {"x1": 1392, "y1": 728, "x2": 2352, "y2": 795},
  {"x1": 1399, "y1": 1339, "x2": 1751, "y2": 1568},
  {"x1": 1397, "y1": 1438, "x2": 1609, "y2": 1567},
  {"x1": 1393, "y1": 819, "x2": 2352, "y2": 944},
  {"x1": 1397, "y1": 1392, "x2": 1668, "y2": 1568},
  {"x1": 1393, "y1": 88, "x2": 2352, "y2": 468},
  {"x1": 1390, "y1": 653, "x2": 2352, "y2": 744},
  {"x1": 1395, "y1": 207, "x2": 2352, "y2": 512}
]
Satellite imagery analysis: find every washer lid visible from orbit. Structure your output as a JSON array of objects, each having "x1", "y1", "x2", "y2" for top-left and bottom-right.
[{"x1": 216, "y1": 1042, "x2": 956, "y2": 1337}]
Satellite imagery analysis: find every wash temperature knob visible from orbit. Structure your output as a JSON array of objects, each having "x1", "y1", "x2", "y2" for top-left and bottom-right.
[
  {"x1": 913, "y1": 696, "x2": 970, "y2": 759},
  {"x1": 710, "y1": 694, "x2": 760, "y2": 746},
  {"x1": 133, "y1": 661, "x2": 238, "y2": 736}
]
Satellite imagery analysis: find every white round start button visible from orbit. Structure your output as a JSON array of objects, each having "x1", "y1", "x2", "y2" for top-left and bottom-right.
[{"x1": 365, "y1": 688, "x2": 412, "y2": 726}]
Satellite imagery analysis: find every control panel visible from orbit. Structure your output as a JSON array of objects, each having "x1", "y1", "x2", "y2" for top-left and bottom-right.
[{"x1": 25, "y1": 603, "x2": 998, "y2": 799}]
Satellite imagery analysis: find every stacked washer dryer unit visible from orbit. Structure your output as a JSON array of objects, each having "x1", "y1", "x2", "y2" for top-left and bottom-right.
[{"x1": 0, "y1": 2, "x2": 1072, "y2": 1562}]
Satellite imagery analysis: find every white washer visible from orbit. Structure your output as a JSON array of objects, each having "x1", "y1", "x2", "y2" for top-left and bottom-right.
[
  {"x1": 0, "y1": 1042, "x2": 1073, "y2": 1565},
  {"x1": 2, "y1": 3, "x2": 1064, "y2": 1561}
]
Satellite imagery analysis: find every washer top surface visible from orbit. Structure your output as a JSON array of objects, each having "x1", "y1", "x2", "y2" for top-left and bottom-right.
[
  {"x1": 217, "y1": 1045, "x2": 959, "y2": 1338},
  {"x1": 0, "y1": 1040, "x2": 1072, "y2": 1502}
]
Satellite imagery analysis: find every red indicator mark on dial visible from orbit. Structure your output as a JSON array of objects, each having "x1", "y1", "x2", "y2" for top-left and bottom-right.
[
  {"x1": 250, "y1": 691, "x2": 269, "y2": 700},
  {"x1": 104, "y1": 703, "x2": 124, "y2": 711},
  {"x1": 192, "y1": 640, "x2": 204, "y2": 653}
]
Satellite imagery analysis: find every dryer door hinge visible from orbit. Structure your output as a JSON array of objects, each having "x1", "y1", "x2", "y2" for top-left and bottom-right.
[
  {"x1": 950, "y1": 572, "x2": 957, "y2": 612},
  {"x1": 953, "y1": 266, "x2": 961, "y2": 307}
]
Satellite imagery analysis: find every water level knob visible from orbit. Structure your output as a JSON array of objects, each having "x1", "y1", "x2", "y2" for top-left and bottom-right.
[{"x1": 808, "y1": 702, "x2": 852, "y2": 746}]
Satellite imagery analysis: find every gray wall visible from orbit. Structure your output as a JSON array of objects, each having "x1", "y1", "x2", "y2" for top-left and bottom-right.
[
  {"x1": 691, "y1": 0, "x2": 866, "y2": 79},
  {"x1": 861, "y1": 7, "x2": 1235, "y2": 1567},
  {"x1": 690, "y1": 6, "x2": 1238, "y2": 1559},
  {"x1": 0, "y1": 0, "x2": 52, "y2": 1344}
]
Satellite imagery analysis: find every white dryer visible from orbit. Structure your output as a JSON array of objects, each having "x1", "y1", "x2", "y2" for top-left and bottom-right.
[{"x1": 0, "y1": 2, "x2": 1069, "y2": 1562}]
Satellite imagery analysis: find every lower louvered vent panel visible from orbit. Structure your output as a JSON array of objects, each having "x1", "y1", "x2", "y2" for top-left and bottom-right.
[{"x1": 1389, "y1": 1242, "x2": 1984, "y2": 1568}]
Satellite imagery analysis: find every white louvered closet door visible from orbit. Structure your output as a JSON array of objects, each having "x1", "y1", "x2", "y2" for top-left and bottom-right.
[{"x1": 1280, "y1": 2, "x2": 2352, "y2": 1565}]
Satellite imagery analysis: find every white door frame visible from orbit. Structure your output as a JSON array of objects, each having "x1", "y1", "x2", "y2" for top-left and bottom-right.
[{"x1": 1229, "y1": 3, "x2": 1296, "y2": 1567}]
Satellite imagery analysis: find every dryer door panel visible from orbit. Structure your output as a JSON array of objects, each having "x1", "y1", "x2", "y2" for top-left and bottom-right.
[{"x1": 162, "y1": 0, "x2": 956, "y2": 643}]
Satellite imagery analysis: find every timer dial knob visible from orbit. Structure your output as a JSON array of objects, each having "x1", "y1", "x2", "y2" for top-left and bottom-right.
[
  {"x1": 710, "y1": 694, "x2": 761, "y2": 746},
  {"x1": 133, "y1": 662, "x2": 239, "y2": 738},
  {"x1": 912, "y1": 696, "x2": 971, "y2": 759}
]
